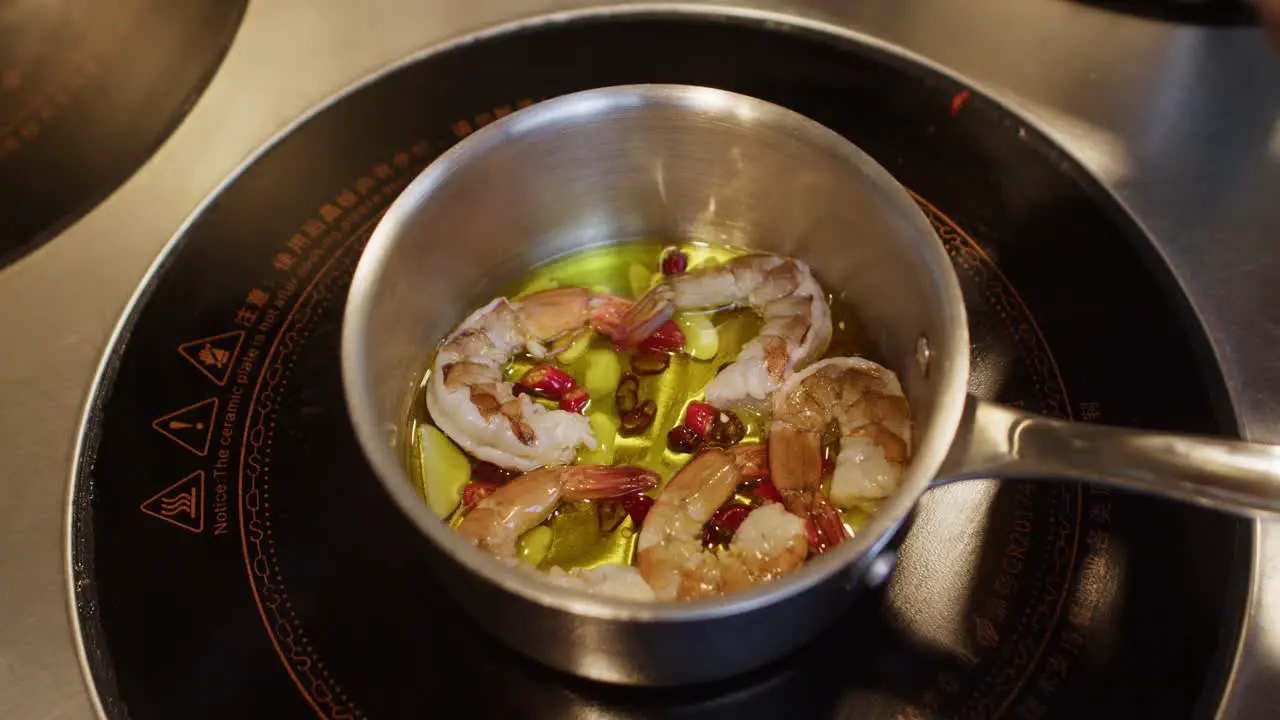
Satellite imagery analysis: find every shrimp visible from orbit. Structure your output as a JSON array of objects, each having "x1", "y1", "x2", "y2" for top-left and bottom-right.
[
  {"x1": 455, "y1": 463, "x2": 660, "y2": 602},
  {"x1": 617, "y1": 253, "x2": 832, "y2": 412},
  {"x1": 427, "y1": 287, "x2": 631, "y2": 471},
  {"x1": 769, "y1": 357, "x2": 913, "y2": 552},
  {"x1": 456, "y1": 463, "x2": 659, "y2": 560},
  {"x1": 543, "y1": 564, "x2": 656, "y2": 602},
  {"x1": 636, "y1": 445, "x2": 809, "y2": 601}
]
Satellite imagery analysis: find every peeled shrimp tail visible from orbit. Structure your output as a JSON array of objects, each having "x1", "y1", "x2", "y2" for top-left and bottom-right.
[
  {"x1": 586, "y1": 293, "x2": 635, "y2": 343},
  {"x1": 458, "y1": 464, "x2": 659, "y2": 560},
  {"x1": 552, "y1": 464, "x2": 660, "y2": 499},
  {"x1": 783, "y1": 489, "x2": 848, "y2": 553},
  {"x1": 812, "y1": 499, "x2": 847, "y2": 552},
  {"x1": 767, "y1": 419, "x2": 843, "y2": 552},
  {"x1": 615, "y1": 284, "x2": 674, "y2": 349}
]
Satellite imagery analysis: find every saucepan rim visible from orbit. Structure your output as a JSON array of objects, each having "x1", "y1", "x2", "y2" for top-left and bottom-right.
[{"x1": 340, "y1": 83, "x2": 970, "y2": 623}]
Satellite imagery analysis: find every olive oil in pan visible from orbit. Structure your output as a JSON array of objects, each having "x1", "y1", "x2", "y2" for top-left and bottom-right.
[{"x1": 407, "y1": 241, "x2": 880, "y2": 573}]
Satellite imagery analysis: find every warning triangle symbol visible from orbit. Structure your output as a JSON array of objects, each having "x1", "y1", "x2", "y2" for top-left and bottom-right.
[
  {"x1": 178, "y1": 330, "x2": 244, "y2": 386},
  {"x1": 140, "y1": 471, "x2": 204, "y2": 534},
  {"x1": 152, "y1": 398, "x2": 218, "y2": 456}
]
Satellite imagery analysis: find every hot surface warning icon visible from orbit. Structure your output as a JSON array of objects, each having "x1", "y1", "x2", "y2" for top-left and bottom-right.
[
  {"x1": 152, "y1": 398, "x2": 218, "y2": 456},
  {"x1": 140, "y1": 471, "x2": 204, "y2": 533},
  {"x1": 178, "y1": 330, "x2": 244, "y2": 386}
]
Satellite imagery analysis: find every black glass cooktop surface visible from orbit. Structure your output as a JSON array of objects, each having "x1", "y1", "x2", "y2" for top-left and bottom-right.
[{"x1": 70, "y1": 10, "x2": 1250, "y2": 719}]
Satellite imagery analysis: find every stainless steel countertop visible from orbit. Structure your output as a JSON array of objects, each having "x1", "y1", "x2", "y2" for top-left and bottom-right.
[{"x1": 2, "y1": 0, "x2": 1277, "y2": 717}]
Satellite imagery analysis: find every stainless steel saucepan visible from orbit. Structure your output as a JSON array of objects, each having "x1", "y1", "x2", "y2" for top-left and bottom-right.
[{"x1": 340, "y1": 84, "x2": 1280, "y2": 686}]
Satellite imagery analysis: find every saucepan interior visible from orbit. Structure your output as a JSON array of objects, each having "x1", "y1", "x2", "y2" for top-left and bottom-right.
[{"x1": 343, "y1": 85, "x2": 967, "y2": 628}]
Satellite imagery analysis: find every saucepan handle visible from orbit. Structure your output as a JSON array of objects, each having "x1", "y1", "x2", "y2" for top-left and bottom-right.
[{"x1": 938, "y1": 394, "x2": 1280, "y2": 517}]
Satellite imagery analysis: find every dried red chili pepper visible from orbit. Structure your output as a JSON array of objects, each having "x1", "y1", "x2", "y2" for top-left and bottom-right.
[
  {"x1": 517, "y1": 364, "x2": 576, "y2": 399},
  {"x1": 683, "y1": 402, "x2": 716, "y2": 438},
  {"x1": 559, "y1": 386, "x2": 589, "y2": 414},
  {"x1": 615, "y1": 374, "x2": 640, "y2": 414},
  {"x1": 749, "y1": 479, "x2": 784, "y2": 505},
  {"x1": 666, "y1": 424, "x2": 702, "y2": 454},
  {"x1": 631, "y1": 348, "x2": 671, "y2": 375},
  {"x1": 619, "y1": 399, "x2": 657, "y2": 436},
  {"x1": 461, "y1": 481, "x2": 499, "y2": 510},
  {"x1": 703, "y1": 502, "x2": 751, "y2": 546},
  {"x1": 470, "y1": 461, "x2": 515, "y2": 487},
  {"x1": 620, "y1": 493, "x2": 655, "y2": 527},
  {"x1": 707, "y1": 410, "x2": 747, "y2": 445},
  {"x1": 661, "y1": 250, "x2": 689, "y2": 275},
  {"x1": 638, "y1": 320, "x2": 685, "y2": 352}
]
